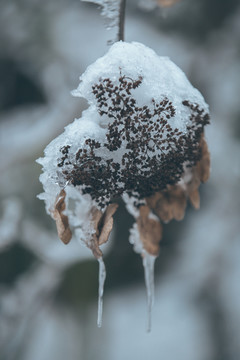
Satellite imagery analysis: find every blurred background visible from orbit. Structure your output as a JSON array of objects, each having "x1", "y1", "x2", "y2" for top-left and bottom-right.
[{"x1": 0, "y1": 0, "x2": 240, "y2": 359}]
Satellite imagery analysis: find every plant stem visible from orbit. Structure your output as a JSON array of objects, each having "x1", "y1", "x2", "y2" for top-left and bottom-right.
[{"x1": 118, "y1": 0, "x2": 126, "y2": 41}]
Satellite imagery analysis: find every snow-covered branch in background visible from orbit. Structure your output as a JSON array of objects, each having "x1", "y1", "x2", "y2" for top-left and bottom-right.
[
  {"x1": 82, "y1": 0, "x2": 121, "y2": 28},
  {"x1": 82, "y1": 0, "x2": 180, "y2": 36},
  {"x1": 0, "y1": 198, "x2": 22, "y2": 250},
  {"x1": 82, "y1": 0, "x2": 126, "y2": 41}
]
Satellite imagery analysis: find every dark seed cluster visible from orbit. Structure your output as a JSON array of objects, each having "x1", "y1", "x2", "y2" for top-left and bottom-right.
[
  {"x1": 57, "y1": 71, "x2": 210, "y2": 208},
  {"x1": 58, "y1": 145, "x2": 71, "y2": 167}
]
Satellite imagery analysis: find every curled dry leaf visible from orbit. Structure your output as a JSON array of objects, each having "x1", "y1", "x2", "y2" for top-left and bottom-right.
[
  {"x1": 185, "y1": 136, "x2": 210, "y2": 209},
  {"x1": 137, "y1": 205, "x2": 162, "y2": 256},
  {"x1": 89, "y1": 203, "x2": 119, "y2": 259},
  {"x1": 196, "y1": 136, "x2": 210, "y2": 183},
  {"x1": 157, "y1": 0, "x2": 180, "y2": 8},
  {"x1": 146, "y1": 135, "x2": 210, "y2": 222},
  {"x1": 53, "y1": 189, "x2": 72, "y2": 244},
  {"x1": 146, "y1": 185, "x2": 187, "y2": 223}
]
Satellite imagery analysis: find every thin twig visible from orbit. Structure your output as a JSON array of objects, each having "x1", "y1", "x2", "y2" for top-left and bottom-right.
[{"x1": 118, "y1": 0, "x2": 126, "y2": 41}]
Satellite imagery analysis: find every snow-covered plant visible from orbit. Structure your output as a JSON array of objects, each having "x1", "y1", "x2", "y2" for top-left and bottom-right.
[{"x1": 37, "y1": 1, "x2": 210, "y2": 330}]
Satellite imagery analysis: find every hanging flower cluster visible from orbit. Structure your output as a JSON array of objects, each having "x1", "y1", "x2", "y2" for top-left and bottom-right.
[{"x1": 38, "y1": 41, "x2": 210, "y2": 328}]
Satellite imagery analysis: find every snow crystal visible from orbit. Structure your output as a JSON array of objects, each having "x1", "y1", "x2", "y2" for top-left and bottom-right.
[
  {"x1": 122, "y1": 193, "x2": 142, "y2": 218},
  {"x1": 129, "y1": 223, "x2": 143, "y2": 255}
]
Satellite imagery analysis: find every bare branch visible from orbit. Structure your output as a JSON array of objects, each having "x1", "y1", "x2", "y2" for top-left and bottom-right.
[{"x1": 118, "y1": 0, "x2": 126, "y2": 41}]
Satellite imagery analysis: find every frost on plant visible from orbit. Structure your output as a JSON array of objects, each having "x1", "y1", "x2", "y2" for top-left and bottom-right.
[
  {"x1": 82, "y1": 0, "x2": 121, "y2": 29},
  {"x1": 37, "y1": 42, "x2": 210, "y2": 328}
]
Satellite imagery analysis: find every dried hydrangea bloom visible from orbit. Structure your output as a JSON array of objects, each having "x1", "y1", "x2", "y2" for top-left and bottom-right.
[{"x1": 37, "y1": 41, "x2": 210, "y2": 329}]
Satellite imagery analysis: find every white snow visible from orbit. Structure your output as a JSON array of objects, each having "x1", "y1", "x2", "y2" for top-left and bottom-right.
[
  {"x1": 129, "y1": 223, "x2": 143, "y2": 254},
  {"x1": 74, "y1": 42, "x2": 208, "y2": 133}
]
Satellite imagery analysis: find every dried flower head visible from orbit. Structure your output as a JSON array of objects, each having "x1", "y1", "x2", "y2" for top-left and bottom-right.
[{"x1": 37, "y1": 41, "x2": 210, "y2": 328}]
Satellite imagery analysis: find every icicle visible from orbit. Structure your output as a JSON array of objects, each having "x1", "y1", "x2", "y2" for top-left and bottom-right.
[
  {"x1": 142, "y1": 252, "x2": 156, "y2": 332},
  {"x1": 97, "y1": 257, "x2": 106, "y2": 328}
]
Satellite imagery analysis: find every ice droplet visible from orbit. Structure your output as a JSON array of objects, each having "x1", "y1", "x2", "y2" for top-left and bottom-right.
[
  {"x1": 142, "y1": 252, "x2": 156, "y2": 332},
  {"x1": 97, "y1": 257, "x2": 106, "y2": 328}
]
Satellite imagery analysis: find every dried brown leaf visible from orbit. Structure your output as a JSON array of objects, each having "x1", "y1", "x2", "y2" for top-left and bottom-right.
[
  {"x1": 188, "y1": 188, "x2": 200, "y2": 209},
  {"x1": 185, "y1": 166, "x2": 201, "y2": 209},
  {"x1": 146, "y1": 185, "x2": 187, "y2": 223},
  {"x1": 89, "y1": 203, "x2": 118, "y2": 259},
  {"x1": 197, "y1": 137, "x2": 210, "y2": 183},
  {"x1": 171, "y1": 187, "x2": 188, "y2": 220},
  {"x1": 53, "y1": 189, "x2": 72, "y2": 244},
  {"x1": 146, "y1": 135, "x2": 210, "y2": 220},
  {"x1": 186, "y1": 136, "x2": 210, "y2": 209},
  {"x1": 137, "y1": 205, "x2": 162, "y2": 256},
  {"x1": 98, "y1": 204, "x2": 119, "y2": 246}
]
